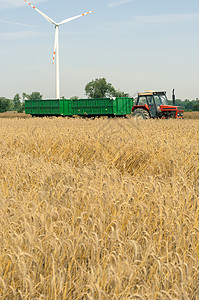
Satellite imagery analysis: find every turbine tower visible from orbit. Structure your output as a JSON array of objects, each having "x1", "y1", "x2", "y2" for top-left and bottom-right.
[{"x1": 24, "y1": 0, "x2": 93, "y2": 99}]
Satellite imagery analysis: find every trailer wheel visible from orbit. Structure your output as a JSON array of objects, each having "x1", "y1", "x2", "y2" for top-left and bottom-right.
[{"x1": 132, "y1": 109, "x2": 150, "y2": 119}]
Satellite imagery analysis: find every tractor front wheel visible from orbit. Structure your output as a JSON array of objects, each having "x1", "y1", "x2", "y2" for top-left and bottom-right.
[{"x1": 132, "y1": 109, "x2": 150, "y2": 119}]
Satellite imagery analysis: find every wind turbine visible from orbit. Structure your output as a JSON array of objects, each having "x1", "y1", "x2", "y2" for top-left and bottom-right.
[{"x1": 24, "y1": 0, "x2": 94, "y2": 99}]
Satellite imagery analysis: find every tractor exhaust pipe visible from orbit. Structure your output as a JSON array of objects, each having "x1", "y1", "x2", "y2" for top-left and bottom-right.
[{"x1": 172, "y1": 89, "x2": 176, "y2": 105}]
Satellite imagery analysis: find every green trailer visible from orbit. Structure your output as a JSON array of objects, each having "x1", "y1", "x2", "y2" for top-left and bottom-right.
[
  {"x1": 25, "y1": 97, "x2": 133, "y2": 117},
  {"x1": 25, "y1": 99, "x2": 72, "y2": 116},
  {"x1": 71, "y1": 97, "x2": 133, "y2": 116}
]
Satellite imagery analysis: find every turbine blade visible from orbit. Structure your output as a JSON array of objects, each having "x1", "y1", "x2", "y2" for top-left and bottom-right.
[
  {"x1": 53, "y1": 27, "x2": 58, "y2": 64},
  {"x1": 59, "y1": 10, "x2": 94, "y2": 25},
  {"x1": 24, "y1": 0, "x2": 57, "y2": 25}
]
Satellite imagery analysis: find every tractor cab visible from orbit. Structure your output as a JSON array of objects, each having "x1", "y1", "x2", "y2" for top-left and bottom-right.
[{"x1": 132, "y1": 90, "x2": 184, "y2": 119}]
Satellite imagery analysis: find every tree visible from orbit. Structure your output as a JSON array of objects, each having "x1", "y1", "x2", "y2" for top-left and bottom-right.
[
  {"x1": 184, "y1": 99, "x2": 193, "y2": 111},
  {"x1": 85, "y1": 78, "x2": 129, "y2": 98},
  {"x1": 0, "y1": 97, "x2": 12, "y2": 112},
  {"x1": 23, "y1": 92, "x2": 43, "y2": 100},
  {"x1": 167, "y1": 98, "x2": 199, "y2": 112},
  {"x1": 30, "y1": 92, "x2": 42, "y2": 100},
  {"x1": 193, "y1": 100, "x2": 199, "y2": 111},
  {"x1": 22, "y1": 93, "x2": 28, "y2": 100},
  {"x1": 112, "y1": 89, "x2": 129, "y2": 97},
  {"x1": 13, "y1": 94, "x2": 21, "y2": 112}
]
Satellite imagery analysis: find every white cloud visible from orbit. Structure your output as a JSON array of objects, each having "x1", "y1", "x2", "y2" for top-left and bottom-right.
[
  {"x1": 134, "y1": 13, "x2": 199, "y2": 24},
  {"x1": 108, "y1": 0, "x2": 133, "y2": 8},
  {"x1": 0, "y1": 0, "x2": 48, "y2": 10},
  {"x1": 0, "y1": 30, "x2": 44, "y2": 40},
  {"x1": 0, "y1": 20, "x2": 34, "y2": 27},
  {"x1": 0, "y1": 0, "x2": 23, "y2": 7},
  {"x1": 97, "y1": 13, "x2": 199, "y2": 35},
  {"x1": 0, "y1": 31, "x2": 32, "y2": 39}
]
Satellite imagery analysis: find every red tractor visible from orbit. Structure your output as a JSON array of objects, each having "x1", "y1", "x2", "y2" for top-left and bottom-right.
[{"x1": 132, "y1": 90, "x2": 184, "y2": 119}]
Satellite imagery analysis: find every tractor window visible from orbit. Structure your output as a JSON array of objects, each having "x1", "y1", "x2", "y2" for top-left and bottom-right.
[
  {"x1": 147, "y1": 96, "x2": 153, "y2": 105},
  {"x1": 138, "y1": 96, "x2": 147, "y2": 105},
  {"x1": 159, "y1": 95, "x2": 168, "y2": 105},
  {"x1": 154, "y1": 94, "x2": 168, "y2": 106},
  {"x1": 154, "y1": 96, "x2": 161, "y2": 106}
]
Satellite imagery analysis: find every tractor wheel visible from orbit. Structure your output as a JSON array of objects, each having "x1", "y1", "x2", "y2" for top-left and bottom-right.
[{"x1": 132, "y1": 109, "x2": 150, "y2": 119}]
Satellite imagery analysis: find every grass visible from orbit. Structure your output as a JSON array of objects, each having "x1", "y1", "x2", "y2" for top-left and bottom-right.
[
  {"x1": 1, "y1": 111, "x2": 199, "y2": 119},
  {"x1": 0, "y1": 112, "x2": 30, "y2": 118},
  {"x1": 183, "y1": 111, "x2": 199, "y2": 119},
  {"x1": 0, "y1": 117, "x2": 198, "y2": 299}
]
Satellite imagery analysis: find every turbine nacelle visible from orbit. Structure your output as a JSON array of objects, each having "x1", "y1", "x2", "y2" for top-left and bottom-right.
[{"x1": 24, "y1": 0, "x2": 94, "y2": 99}]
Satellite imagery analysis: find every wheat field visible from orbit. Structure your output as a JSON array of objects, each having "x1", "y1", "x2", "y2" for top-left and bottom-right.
[{"x1": 0, "y1": 117, "x2": 198, "y2": 299}]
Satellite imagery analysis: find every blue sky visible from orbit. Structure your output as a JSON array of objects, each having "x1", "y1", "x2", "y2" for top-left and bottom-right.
[{"x1": 0, "y1": 0, "x2": 199, "y2": 100}]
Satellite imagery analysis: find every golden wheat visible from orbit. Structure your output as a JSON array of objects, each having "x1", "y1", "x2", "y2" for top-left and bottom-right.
[{"x1": 0, "y1": 117, "x2": 198, "y2": 299}]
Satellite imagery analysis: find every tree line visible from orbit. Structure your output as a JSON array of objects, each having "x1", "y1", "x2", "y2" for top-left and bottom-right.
[
  {"x1": 0, "y1": 92, "x2": 42, "y2": 113},
  {"x1": 168, "y1": 99, "x2": 199, "y2": 111},
  {"x1": 0, "y1": 78, "x2": 199, "y2": 112}
]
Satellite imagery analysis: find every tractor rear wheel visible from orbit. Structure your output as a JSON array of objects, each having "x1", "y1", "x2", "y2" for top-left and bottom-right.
[{"x1": 132, "y1": 109, "x2": 150, "y2": 119}]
